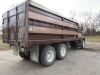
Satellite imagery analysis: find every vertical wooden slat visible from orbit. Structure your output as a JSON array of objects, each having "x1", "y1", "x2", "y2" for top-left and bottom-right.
[
  {"x1": 24, "y1": 0, "x2": 30, "y2": 47},
  {"x1": 16, "y1": 7, "x2": 18, "y2": 41}
]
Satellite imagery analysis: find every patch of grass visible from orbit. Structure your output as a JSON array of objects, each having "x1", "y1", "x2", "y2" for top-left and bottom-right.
[
  {"x1": 85, "y1": 36, "x2": 100, "y2": 42},
  {"x1": 0, "y1": 37, "x2": 10, "y2": 50}
]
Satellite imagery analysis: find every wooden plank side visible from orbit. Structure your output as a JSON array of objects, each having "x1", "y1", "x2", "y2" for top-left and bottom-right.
[
  {"x1": 28, "y1": 34, "x2": 62, "y2": 40},
  {"x1": 28, "y1": 11, "x2": 78, "y2": 29},
  {"x1": 29, "y1": 26, "x2": 78, "y2": 35},
  {"x1": 28, "y1": 38, "x2": 76, "y2": 45}
]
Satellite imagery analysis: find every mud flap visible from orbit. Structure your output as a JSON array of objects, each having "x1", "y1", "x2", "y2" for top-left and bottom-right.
[{"x1": 30, "y1": 45, "x2": 39, "y2": 63}]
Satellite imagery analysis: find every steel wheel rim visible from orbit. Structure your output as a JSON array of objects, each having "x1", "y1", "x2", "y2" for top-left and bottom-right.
[
  {"x1": 61, "y1": 47, "x2": 66, "y2": 57},
  {"x1": 47, "y1": 50, "x2": 54, "y2": 63}
]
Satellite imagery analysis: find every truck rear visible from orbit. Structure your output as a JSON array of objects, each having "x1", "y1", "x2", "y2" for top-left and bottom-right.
[{"x1": 2, "y1": 0, "x2": 85, "y2": 66}]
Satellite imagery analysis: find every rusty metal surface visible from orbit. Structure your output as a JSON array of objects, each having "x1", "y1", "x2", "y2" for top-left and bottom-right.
[
  {"x1": 27, "y1": 1, "x2": 79, "y2": 46},
  {"x1": 28, "y1": 11, "x2": 78, "y2": 29},
  {"x1": 28, "y1": 33, "x2": 76, "y2": 45},
  {"x1": 2, "y1": 0, "x2": 79, "y2": 47},
  {"x1": 29, "y1": 5, "x2": 62, "y2": 20},
  {"x1": 29, "y1": 19, "x2": 77, "y2": 32},
  {"x1": 29, "y1": 0, "x2": 78, "y2": 25},
  {"x1": 28, "y1": 34, "x2": 62, "y2": 40},
  {"x1": 28, "y1": 34, "x2": 76, "y2": 41},
  {"x1": 28, "y1": 26, "x2": 78, "y2": 35},
  {"x1": 2, "y1": 2, "x2": 26, "y2": 46},
  {"x1": 27, "y1": 38, "x2": 76, "y2": 46}
]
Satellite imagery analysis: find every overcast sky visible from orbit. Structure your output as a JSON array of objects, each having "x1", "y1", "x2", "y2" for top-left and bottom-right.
[{"x1": 0, "y1": 0, "x2": 100, "y2": 28}]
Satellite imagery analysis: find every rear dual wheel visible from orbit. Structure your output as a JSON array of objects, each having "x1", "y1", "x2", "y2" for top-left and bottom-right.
[
  {"x1": 19, "y1": 44, "x2": 68, "y2": 66},
  {"x1": 40, "y1": 44, "x2": 68, "y2": 66},
  {"x1": 56, "y1": 44, "x2": 68, "y2": 60},
  {"x1": 40, "y1": 46, "x2": 56, "y2": 66}
]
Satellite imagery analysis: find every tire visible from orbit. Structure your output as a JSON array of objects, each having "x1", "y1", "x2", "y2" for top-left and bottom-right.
[
  {"x1": 56, "y1": 44, "x2": 68, "y2": 60},
  {"x1": 19, "y1": 51, "x2": 30, "y2": 60},
  {"x1": 40, "y1": 46, "x2": 56, "y2": 66},
  {"x1": 80, "y1": 41, "x2": 85, "y2": 49}
]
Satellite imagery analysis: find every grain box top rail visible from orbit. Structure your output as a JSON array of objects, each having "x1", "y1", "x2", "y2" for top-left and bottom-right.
[
  {"x1": 2, "y1": 0, "x2": 78, "y2": 26},
  {"x1": 29, "y1": 0, "x2": 78, "y2": 25}
]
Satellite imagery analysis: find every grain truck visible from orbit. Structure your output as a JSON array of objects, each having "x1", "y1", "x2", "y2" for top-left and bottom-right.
[{"x1": 2, "y1": 0, "x2": 85, "y2": 66}]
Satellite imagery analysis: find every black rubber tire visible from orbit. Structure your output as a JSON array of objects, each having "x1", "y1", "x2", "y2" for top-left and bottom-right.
[
  {"x1": 40, "y1": 46, "x2": 56, "y2": 66},
  {"x1": 56, "y1": 44, "x2": 67, "y2": 60},
  {"x1": 80, "y1": 41, "x2": 85, "y2": 49},
  {"x1": 19, "y1": 51, "x2": 30, "y2": 60}
]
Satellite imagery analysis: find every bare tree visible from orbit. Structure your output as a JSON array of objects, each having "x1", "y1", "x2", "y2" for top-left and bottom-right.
[
  {"x1": 69, "y1": 11, "x2": 77, "y2": 21},
  {"x1": 0, "y1": 28, "x2": 2, "y2": 37},
  {"x1": 69, "y1": 11, "x2": 100, "y2": 35}
]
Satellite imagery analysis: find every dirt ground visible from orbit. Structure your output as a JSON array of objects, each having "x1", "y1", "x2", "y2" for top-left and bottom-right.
[{"x1": 0, "y1": 42, "x2": 100, "y2": 75}]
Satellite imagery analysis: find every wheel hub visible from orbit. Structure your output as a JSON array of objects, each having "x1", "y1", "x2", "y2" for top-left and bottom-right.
[
  {"x1": 61, "y1": 47, "x2": 66, "y2": 57},
  {"x1": 47, "y1": 50, "x2": 54, "y2": 63}
]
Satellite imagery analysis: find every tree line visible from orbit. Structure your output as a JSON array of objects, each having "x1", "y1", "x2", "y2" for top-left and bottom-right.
[{"x1": 69, "y1": 11, "x2": 100, "y2": 36}]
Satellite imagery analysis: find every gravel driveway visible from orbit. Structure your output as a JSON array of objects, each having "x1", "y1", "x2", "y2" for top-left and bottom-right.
[{"x1": 0, "y1": 42, "x2": 100, "y2": 75}]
